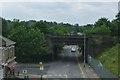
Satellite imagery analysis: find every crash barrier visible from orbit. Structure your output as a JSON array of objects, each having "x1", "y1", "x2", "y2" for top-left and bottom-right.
[{"x1": 88, "y1": 55, "x2": 117, "y2": 78}]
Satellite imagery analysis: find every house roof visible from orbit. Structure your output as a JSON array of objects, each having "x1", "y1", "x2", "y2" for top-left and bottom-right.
[{"x1": 0, "y1": 35, "x2": 16, "y2": 47}]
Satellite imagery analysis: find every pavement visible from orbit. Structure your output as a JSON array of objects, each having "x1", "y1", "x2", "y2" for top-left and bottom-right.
[{"x1": 15, "y1": 45, "x2": 100, "y2": 79}]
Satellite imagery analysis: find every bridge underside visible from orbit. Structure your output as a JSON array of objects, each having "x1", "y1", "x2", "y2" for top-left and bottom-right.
[
  {"x1": 50, "y1": 35, "x2": 85, "y2": 45},
  {"x1": 46, "y1": 35, "x2": 91, "y2": 63}
]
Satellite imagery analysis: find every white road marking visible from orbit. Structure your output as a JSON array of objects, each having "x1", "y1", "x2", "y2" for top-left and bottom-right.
[
  {"x1": 47, "y1": 74, "x2": 68, "y2": 78},
  {"x1": 65, "y1": 74, "x2": 68, "y2": 80},
  {"x1": 59, "y1": 74, "x2": 62, "y2": 76},
  {"x1": 89, "y1": 68, "x2": 98, "y2": 78},
  {"x1": 76, "y1": 54, "x2": 86, "y2": 78},
  {"x1": 43, "y1": 75, "x2": 47, "y2": 77},
  {"x1": 48, "y1": 75, "x2": 52, "y2": 77},
  {"x1": 16, "y1": 73, "x2": 49, "y2": 79}
]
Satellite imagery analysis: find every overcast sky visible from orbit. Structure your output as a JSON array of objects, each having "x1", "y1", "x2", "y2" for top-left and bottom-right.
[{"x1": 1, "y1": 2, "x2": 118, "y2": 25}]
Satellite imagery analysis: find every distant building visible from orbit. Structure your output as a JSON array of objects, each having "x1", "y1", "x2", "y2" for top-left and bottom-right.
[
  {"x1": 0, "y1": 36, "x2": 17, "y2": 79},
  {"x1": 13, "y1": 19, "x2": 19, "y2": 22}
]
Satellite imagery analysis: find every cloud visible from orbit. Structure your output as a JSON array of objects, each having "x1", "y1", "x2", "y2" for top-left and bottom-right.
[
  {"x1": 1, "y1": 2, "x2": 118, "y2": 25},
  {"x1": 0, "y1": 3, "x2": 2, "y2": 16},
  {"x1": 0, "y1": 0, "x2": 119, "y2": 2}
]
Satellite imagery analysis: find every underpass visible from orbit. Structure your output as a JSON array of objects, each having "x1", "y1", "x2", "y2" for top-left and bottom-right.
[
  {"x1": 47, "y1": 45, "x2": 99, "y2": 79},
  {"x1": 15, "y1": 45, "x2": 99, "y2": 79}
]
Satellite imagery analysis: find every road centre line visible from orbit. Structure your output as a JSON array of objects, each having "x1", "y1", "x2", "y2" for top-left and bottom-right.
[
  {"x1": 17, "y1": 73, "x2": 68, "y2": 77},
  {"x1": 65, "y1": 74, "x2": 68, "y2": 80},
  {"x1": 16, "y1": 73, "x2": 46, "y2": 78},
  {"x1": 89, "y1": 68, "x2": 99, "y2": 78}
]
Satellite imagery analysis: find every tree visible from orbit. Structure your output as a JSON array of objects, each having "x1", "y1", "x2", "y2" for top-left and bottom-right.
[
  {"x1": 110, "y1": 12, "x2": 120, "y2": 37},
  {"x1": 8, "y1": 26, "x2": 48, "y2": 62},
  {"x1": 94, "y1": 17, "x2": 111, "y2": 29},
  {"x1": 34, "y1": 21, "x2": 49, "y2": 34},
  {"x1": 74, "y1": 24, "x2": 80, "y2": 34},
  {"x1": 94, "y1": 23, "x2": 111, "y2": 35},
  {"x1": 116, "y1": 12, "x2": 120, "y2": 36},
  {"x1": 111, "y1": 20, "x2": 118, "y2": 36},
  {"x1": 13, "y1": 19, "x2": 20, "y2": 28},
  {"x1": 51, "y1": 25, "x2": 70, "y2": 35},
  {"x1": 83, "y1": 21, "x2": 111, "y2": 35},
  {"x1": 2, "y1": 18, "x2": 8, "y2": 37}
]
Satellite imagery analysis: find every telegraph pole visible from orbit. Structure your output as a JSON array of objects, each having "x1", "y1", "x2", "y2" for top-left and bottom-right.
[{"x1": 84, "y1": 34, "x2": 86, "y2": 67}]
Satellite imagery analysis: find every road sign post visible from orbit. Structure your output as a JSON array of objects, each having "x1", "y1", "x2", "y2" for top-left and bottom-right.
[
  {"x1": 39, "y1": 62, "x2": 44, "y2": 70},
  {"x1": 23, "y1": 70, "x2": 27, "y2": 74},
  {"x1": 39, "y1": 62, "x2": 44, "y2": 80},
  {"x1": 23, "y1": 69, "x2": 29, "y2": 80},
  {"x1": 40, "y1": 65, "x2": 44, "y2": 70}
]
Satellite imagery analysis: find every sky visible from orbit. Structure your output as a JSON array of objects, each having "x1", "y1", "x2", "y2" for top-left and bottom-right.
[{"x1": 0, "y1": 1, "x2": 119, "y2": 25}]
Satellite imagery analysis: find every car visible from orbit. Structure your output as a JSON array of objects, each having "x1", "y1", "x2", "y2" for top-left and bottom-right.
[{"x1": 71, "y1": 47, "x2": 76, "y2": 52}]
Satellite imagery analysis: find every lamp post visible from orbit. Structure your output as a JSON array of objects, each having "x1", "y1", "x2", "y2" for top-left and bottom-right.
[{"x1": 84, "y1": 34, "x2": 86, "y2": 67}]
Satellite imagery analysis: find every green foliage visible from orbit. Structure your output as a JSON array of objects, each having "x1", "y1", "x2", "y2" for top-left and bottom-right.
[
  {"x1": 111, "y1": 20, "x2": 118, "y2": 36},
  {"x1": 94, "y1": 24, "x2": 111, "y2": 35},
  {"x1": 51, "y1": 25, "x2": 70, "y2": 35},
  {"x1": 109, "y1": 12, "x2": 120, "y2": 37},
  {"x1": 34, "y1": 21, "x2": 49, "y2": 33},
  {"x1": 94, "y1": 17, "x2": 111, "y2": 28},
  {"x1": 1, "y1": 12, "x2": 119, "y2": 63},
  {"x1": 98, "y1": 44, "x2": 119, "y2": 76},
  {"x1": 2, "y1": 18, "x2": 8, "y2": 37},
  {"x1": 2, "y1": 18, "x2": 72, "y2": 63},
  {"x1": 111, "y1": 12, "x2": 120, "y2": 43},
  {"x1": 82, "y1": 27, "x2": 94, "y2": 34},
  {"x1": 8, "y1": 26, "x2": 48, "y2": 62},
  {"x1": 83, "y1": 24, "x2": 111, "y2": 35}
]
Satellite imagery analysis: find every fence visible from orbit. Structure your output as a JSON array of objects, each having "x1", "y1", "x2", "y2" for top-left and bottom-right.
[
  {"x1": 0, "y1": 69, "x2": 3, "y2": 80},
  {"x1": 87, "y1": 55, "x2": 117, "y2": 78}
]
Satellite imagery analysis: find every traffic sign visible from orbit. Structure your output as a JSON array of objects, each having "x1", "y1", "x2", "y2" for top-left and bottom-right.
[
  {"x1": 23, "y1": 70, "x2": 27, "y2": 74},
  {"x1": 39, "y1": 62, "x2": 42, "y2": 65},
  {"x1": 40, "y1": 65, "x2": 44, "y2": 70}
]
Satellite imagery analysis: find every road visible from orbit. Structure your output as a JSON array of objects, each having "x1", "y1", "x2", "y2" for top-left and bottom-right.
[{"x1": 15, "y1": 45, "x2": 99, "y2": 79}]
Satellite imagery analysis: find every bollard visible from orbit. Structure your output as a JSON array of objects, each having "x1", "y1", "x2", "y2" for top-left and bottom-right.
[
  {"x1": 17, "y1": 71, "x2": 19, "y2": 76},
  {"x1": 40, "y1": 75, "x2": 43, "y2": 80}
]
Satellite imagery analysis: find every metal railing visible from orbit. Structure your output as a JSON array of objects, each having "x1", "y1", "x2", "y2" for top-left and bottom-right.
[{"x1": 88, "y1": 55, "x2": 117, "y2": 78}]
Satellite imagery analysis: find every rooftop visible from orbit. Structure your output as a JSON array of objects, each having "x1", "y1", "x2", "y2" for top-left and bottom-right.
[{"x1": 0, "y1": 35, "x2": 16, "y2": 47}]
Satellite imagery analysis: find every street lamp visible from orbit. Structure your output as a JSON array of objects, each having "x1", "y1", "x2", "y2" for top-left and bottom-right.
[{"x1": 84, "y1": 34, "x2": 86, "y2": 67}]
